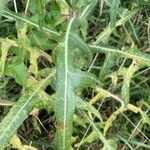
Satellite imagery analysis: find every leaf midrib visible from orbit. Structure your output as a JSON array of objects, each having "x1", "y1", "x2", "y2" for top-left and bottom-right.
[
  {"x1": 0, "y1": 74, "x2": 52, "y2": 141},
  {"x1": 89, "y1": 45, "x2": 150, "y2": 65},
  {"x1": 62, "y1": 17, "x2": 74, "y2": 149}
]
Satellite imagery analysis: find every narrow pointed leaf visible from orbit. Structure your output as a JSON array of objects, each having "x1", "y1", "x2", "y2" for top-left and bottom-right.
[
  {"x1": 76, "y1": 97, "x2": 103, "y2": 123},
  {"x1": 0, "y1": 75, "x2": 53, "y2": 148},
  {"x1": 0, "y1": 38, "x2": 17, "y2": 76},
  {"x1": 55, "y1": 18, "x2": 75, "y2": 150},
  {"x1": 79, "y1": 0, "x2": 98, "y2": 20},
  {"x1": 110, "y1": 0, "x2": 120, "y2": 32},
  {"x1": 89, "y1": 45, "x2": 150, "y2": 67},
  {"x1": 94, "y1": 8, "x2": 140, "y2": 45},
  {"x1": 99, "y1": 52, "x2": 116, "y2": 82},
  {"x1": 1, "y1": 10, "x2": 60, "y2": 36},
  {"x1": 121, "y1": 60, "x2": 139, "y2": 105}
]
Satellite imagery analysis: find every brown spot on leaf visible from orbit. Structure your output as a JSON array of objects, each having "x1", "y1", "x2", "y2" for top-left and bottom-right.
[{"x1": 57, "y1": 123, "x2": 68, "y2": 132}]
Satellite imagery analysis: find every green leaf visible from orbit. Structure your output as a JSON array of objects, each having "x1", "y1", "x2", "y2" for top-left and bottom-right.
[
  {"x1": 89, "y1": 45, "x2": 150, "y2": 67},
  {"x1": 0, "y1": 38, "x2": 17, "y2": 77},
  {"x1": 94, "y1": 8, "x2": 140, "y2": 45},
  {"x1": 117, "y1": 135, "x2": 134, "y2": 150},
  {"x1": 104, "y1": 106, "x2": 125, "y2": 135},
  {"x1": 2, "y1": 10, "x2": 60, "y2": 36},
  {"x1": 79, "y1": 0, "x2": 98, "y2": 20},
  {"x1": 0, "y1": 0, "x2": 11, "y2": 17},
  {"x1": 73, "y1": 114, "x2": 88, "y2": 128},
  {"x1": 81, "y1": 111, "x2": 115, "y2": 148},
  {"x1": 5, "y1": 62, "x2": 28, "y2": 86},
  {"x1": 76, "y1": 97, "x2": 103, "y2": 123},
  {"x1": 70, "y1": 70, "x2": 100, "y2": 88},
  {"x1": 0, "y1": 74, "x2": 54, "y2": 149},
  {"x1": 121, "y1": 60, "x2": 140, "y2": 105},
  {"x1": 99, "y1": 52, "x2": 116, "y2": 82},
  {"x1": 102, "y1": 139, "x2": 118, "y2": 150},
  {"x1": 55, "y1": 18, "x2": 75, "y2": 150},
  {"x1": 10, "y1": 134, "x2": 38, "y2": 150},
  {"x1": 56, "y1": 0, "x2": 70, "y2": 15},
  {"x1": 0, "y1": 90, "x2": 37, "y2": 149},
  {"x1": 127, "y1": 139, "x2": 150, "y2": 149},
  {"x1": 110, "y1": 0, "x2": 121, "y2": 33},
  {"x1": 28, "y1": 29, "x2": 54, "y2": 49},
  {"x1": 70, "y1": 33, "x2": 92, "y2": 64},
  {"x1": 36, "y1": 0, "x2": 44, "y2": 29},
  {"x1": 75, "y1": 131, "x2": 98, "y2": 147}
]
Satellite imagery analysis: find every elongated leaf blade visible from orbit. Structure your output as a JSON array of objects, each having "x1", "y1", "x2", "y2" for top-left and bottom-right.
[
  {"x1": 1, "y1": 10, "x2": 60, "y2": 36},
  {"x1": 55, "y1": 18, "x2": 75, "y2": 150},
  {"x1": 94, "y1": 8, "x2": 140, "y2": 45},
  {"x1": 76, "y1": 97, "x2": 103, "y2": 123},
  {"x1": 110, "y1": 0, "x2": 120, "y2": 32},
  {"x1": 89, "y1": 45, "x2": 150, "y2": 67},
  {"x1": 0, "y1": 75, "x2": 53, "y2": 148}
]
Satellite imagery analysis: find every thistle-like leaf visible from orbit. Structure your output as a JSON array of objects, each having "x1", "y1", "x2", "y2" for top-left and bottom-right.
[
  {"x1": 0, "y1": 74, "x2": 54, "y2": 149},
  {"x1": 94, "y1": 8, "x2": 140, "y2": 45},
  {"x1": 89, "y1": 45, "x2": 150, "y2": 67},
  {"x1": 79, "y1": 0, "x2": 98, "y2": 20},
  {"x1": 76, "y1": 97, "x2": 103, "y2": 123},
  {"x1": 0, "y1": 38, "x2": 17, "y2": 76},
  {"x1": 110, "y1": 0, "x2": 121, "y2": 32},
  {"x1": 121, "y1": 60, "x2": 140, "y2": 105},
  {"x1": 55, "y1": 18, "x2": 75, "y2": 150}
]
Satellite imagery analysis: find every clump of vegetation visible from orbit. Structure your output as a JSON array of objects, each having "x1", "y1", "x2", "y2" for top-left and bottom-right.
[{"x1": 0, "y1": 0, "x2": 150, "y2": 149}]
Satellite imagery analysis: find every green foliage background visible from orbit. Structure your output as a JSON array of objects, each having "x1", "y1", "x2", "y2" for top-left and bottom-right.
[{"x1": 0, "y1": 0, "x2": 150, "y2": 149}]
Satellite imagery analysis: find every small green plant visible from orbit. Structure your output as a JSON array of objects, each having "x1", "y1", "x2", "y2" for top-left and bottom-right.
[{"x1": 0, "y1": 0, "x2": 150, "y2": 149}]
